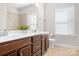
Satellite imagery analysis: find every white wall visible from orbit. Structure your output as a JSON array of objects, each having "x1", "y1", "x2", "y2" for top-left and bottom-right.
[
  {"x1": 0, "y1": 3, "x2": 7, "y2": 30},
  {"x1": 37, "y1": 3, "x2": 44, "y2": 31},
  {"x1": 44, "y1": 3, "x2": 55, "y2": 36},
  {"x1": 75, "y1": 4, "x2": 79, "y2": 46}
]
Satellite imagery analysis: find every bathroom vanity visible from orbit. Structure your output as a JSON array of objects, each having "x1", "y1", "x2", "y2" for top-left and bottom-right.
[{"x1": 0, "y1": 32, "x2": 49, "y2": 56}]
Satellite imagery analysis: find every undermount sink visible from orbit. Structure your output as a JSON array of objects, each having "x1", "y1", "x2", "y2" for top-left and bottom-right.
[
  {"x1": 8, "y1": 33, "x2": 26, "y2": 37},
  {"x1": 0, "y1": 33, "x2": 25, "y2": 40}
]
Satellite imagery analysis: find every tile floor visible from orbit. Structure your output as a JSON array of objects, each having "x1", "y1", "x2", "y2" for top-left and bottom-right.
[{"x1": 44, "y1": 47, "x2": 79, "y2": 56}]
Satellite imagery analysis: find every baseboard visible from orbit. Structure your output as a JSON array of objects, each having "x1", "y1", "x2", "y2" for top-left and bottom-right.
[{"x1": 55, "y1": 43, "x2": 79, "y2": 49}]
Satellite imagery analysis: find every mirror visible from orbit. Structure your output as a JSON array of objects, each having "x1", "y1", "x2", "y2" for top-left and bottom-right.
[
  {"x1": 7, "y1": 3, "x2": 38, "y2": 31},
  {"x1": 0, "y1": 3, "x2": 45, "y2": 34}
]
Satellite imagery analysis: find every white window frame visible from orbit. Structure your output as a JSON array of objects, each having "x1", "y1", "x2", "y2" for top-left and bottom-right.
[{"x1": 55, "y1": 7, "x2": 75, "y2": 35}]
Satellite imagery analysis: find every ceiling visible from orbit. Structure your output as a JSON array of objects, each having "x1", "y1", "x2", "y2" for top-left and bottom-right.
[
  {"x1": 54, "y1": 3, "x2": 75, "y2": 8},
  {"x1": 7, "y1": 3, "x2": 33, "y2": 8},
  {"x1": 8, "y1": 3, "x2": 75, "y2": 9}
]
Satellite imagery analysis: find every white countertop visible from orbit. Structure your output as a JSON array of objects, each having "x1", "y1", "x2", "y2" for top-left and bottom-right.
[{"x1": 0, "y1": 31, "x2": 49, "y2": 43}]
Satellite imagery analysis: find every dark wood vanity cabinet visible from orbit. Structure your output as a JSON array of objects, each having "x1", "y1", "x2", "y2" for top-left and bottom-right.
[{"x1": 0, "y1": 34, "x2": 49, "y2": 56}]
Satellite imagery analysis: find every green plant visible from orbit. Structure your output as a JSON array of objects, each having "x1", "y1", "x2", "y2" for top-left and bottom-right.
[{"x1": 18, "y1": 25, "x2": 29, "y2": 30}]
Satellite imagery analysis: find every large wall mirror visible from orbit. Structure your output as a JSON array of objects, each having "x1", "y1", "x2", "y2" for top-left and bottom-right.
[
  {"x1": 7, "y1": 3, "x2": 38, "y2": 31},
  {"x1": 0, "y1": 3, "x2": 45, "y2": 33}
]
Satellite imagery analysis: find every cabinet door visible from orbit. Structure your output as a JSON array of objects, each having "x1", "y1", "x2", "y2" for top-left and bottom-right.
[
  {"x1": 41, "y1": 36, "x2": 46, "y2": 55},
  {"x1": 19, "y1": 45, "x2": 31, "y2": 56},
  {"x1": 42, "y1": 39, "x2": 45, "y2": 50},
  {"x1": 4, "y1": 51, "x2": 18, "y2": 56},
  {"x1": 33, "y1": 35, "x2": 41, "y2": 43},
  {"x1": 0, "y1": 37, "x2": 31, "y2": 56},
  {"x1": 42, "y1": 35, "x2": 49, "y2": 55},
  {"x1": 45, "y1": 35, "x2": 49, "y2": 50}
]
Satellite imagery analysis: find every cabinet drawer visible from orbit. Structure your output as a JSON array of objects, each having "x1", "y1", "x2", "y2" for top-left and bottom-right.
[
  {"x1": 0, "y1": 37, "x2": 31, "y2": 55},
  {"x1": 33, "y1": 50, "x2": 41, "y2": 56},
  {"x1": 42, "y1": 35, "x2": 49, "y2": 39},
  {"x1": 33, "y1": 41, "x2": 41, "y2": 53},
  {"x1": 33, "y1": 35, "x2": 41, "y2": 43}
]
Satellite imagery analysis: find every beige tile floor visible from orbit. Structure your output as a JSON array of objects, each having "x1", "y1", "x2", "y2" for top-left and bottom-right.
[{"x1": 44, "y1": 47, "x2": 79, "y2": 56}]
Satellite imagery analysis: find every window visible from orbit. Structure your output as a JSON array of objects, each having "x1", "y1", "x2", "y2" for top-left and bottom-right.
[
  {"x1": 55, "y1": 7, "x2": 74, "y2": 35},
  {"x1": 27, "y1": 14, "x2": 37, "y2": 30}
]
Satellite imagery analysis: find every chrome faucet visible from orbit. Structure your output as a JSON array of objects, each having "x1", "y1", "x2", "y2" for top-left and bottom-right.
[
  {"x1": 0, "y1": 29, "x2": 7, "y2": 36},
  {"x1": 3, "y1": 29, "x2": 8, "y2": 35},
  {"x1": 0, "y1": 29, "x2": 2, "y2": 36}
]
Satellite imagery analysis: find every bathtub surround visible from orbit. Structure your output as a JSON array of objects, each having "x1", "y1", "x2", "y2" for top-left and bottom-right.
[{"x1": 44, "y1": 3, "x2": 79, "y2": 47}]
